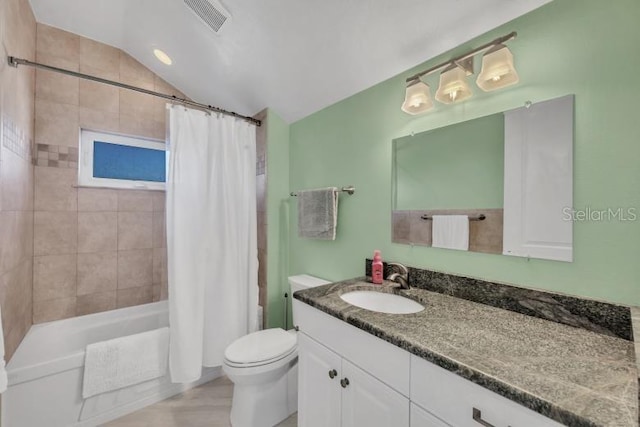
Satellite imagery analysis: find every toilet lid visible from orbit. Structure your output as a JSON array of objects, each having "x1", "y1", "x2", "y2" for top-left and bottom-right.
[{"x1": 224, "y1": 328, "x2": 297, "y2": 365}]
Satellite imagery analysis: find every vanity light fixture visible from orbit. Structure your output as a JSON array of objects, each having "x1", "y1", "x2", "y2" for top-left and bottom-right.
[
  {"x1": 401, "y1": 79, "x2": 434, "y2": 115},
  {"x1": 153, "y1": 48, "x2": 173, "y2": 65},
  {"x1": 402, "y1": 31, "x2": 518, "y2": 114},
  {"x1": 476, "y1": 44, "x2": 519, "y2": 91},
  {"x1": 434, "y1": 63, "x2": 474, "y2": 104}
]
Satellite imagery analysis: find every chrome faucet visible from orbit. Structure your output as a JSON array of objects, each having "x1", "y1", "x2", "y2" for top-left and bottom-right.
[{"x1": 386, "y1": 262, "x2": 410, "y2": 289}]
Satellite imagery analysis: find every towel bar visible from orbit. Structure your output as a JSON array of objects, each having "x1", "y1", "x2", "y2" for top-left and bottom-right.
[
  {"x1": 290, "y1": 186, "x2": 355, "y2": 197},
  {"x1": 421, "y1": 214, "x2": 486, "y2": 221}
]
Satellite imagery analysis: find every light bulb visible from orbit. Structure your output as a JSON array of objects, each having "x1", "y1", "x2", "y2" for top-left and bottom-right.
[
  {"x1": 410, "y1": 97, "x2": 423, "y2": 108},
  {"x1": 435, "y1": 65, "x2": 473, "y2": 105}
]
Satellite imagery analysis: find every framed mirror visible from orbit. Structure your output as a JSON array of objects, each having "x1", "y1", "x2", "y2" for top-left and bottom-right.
[{"x1": 391, "y1": 95, "x2": 574, "y2": 262}]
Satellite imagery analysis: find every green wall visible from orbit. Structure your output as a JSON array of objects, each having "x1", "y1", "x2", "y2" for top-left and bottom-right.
[
  {"x1": 265, "y1": 109, "x2": 291, "y2": 328},
  {"x1": 394, "y1": 113, "x2": 504, "y2": 210},
  {"x1": 287, "y1": 0, "x2": 640, "y2": 306}
]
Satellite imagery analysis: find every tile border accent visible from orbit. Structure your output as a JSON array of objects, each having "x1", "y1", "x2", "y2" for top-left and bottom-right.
[{"x1": 35, "y1": 143, "x2": 78, "y2": 168}]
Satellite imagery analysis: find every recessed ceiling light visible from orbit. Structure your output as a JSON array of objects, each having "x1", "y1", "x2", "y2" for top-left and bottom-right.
[{"x1": 153, "y1": 49, "x2": 172, "y2": 65}]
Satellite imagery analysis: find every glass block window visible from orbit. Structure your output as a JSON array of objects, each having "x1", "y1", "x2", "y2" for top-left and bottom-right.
[{"x1": 79, "y1": 130, "x2": 167, "y2": 190}]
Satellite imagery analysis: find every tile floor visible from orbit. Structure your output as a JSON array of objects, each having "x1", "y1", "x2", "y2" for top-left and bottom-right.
[{"x1": 103, "y1": 376, "x2": 297, "y2": 427}]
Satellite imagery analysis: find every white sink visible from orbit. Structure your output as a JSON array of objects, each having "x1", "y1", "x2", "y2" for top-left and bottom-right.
[{"x1": 340, "y1": 290, "x2": 424, "y2": 314}]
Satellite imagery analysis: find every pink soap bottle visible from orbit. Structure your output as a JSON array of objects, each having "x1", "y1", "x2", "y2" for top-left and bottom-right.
[{"x1": 371, "y1": 250, "x2": 384, "y2": 284}]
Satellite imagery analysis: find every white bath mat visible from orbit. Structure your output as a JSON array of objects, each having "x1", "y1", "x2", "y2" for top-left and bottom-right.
[{"x1": 83, "y1": 327, "x2": 169, "y2": 398}]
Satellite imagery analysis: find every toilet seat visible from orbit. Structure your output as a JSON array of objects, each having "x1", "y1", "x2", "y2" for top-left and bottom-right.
[
  {"x1": 224, "y1": 345, "x2": 297, "y2": 368},
  {"x1": 224, "y1": 328, "x2": 297, "y2": 368}
]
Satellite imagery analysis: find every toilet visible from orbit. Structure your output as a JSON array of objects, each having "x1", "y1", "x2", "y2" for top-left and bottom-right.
[{"x1": 223, "y1": 274, "x2": 330, "y2": 427}]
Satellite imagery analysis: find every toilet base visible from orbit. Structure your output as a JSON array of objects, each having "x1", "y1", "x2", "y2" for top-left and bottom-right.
[{"x1": 229, "y1": 360, "x2": 298, "y2": 427}]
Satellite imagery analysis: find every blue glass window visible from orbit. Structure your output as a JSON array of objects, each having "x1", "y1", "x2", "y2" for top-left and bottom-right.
[{"x1": 92, "y1": 141, "x2": 166, "y2": 182}]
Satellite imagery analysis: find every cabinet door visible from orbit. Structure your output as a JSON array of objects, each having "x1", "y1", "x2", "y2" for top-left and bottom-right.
[
  {"x1": 298, "y1": 333, "x2": 342, "y2": 427},
  {"x1": 410, "y1": 404, "x2": 451, "y2": 427},
  {"x1": 341, "y1": 359, "x2": 409, "y2": 427}
]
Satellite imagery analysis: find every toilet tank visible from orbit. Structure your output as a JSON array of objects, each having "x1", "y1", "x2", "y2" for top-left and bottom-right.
[
  {"x1": 289, "y1": 274, "x2": 331, "y2": 294},
  {"x1": 289, "y1": 274, "x2": 330, "y2": 324}
]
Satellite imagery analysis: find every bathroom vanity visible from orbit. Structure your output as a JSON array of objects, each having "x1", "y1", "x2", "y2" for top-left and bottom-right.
[{"x1": 292, "y1": 270, "x2": 638, "y2": 427}]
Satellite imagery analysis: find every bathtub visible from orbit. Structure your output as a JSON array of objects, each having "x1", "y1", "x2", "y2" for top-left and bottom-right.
[{"x1": 2, "y1": 301, "x2": 221, "y2": 427}]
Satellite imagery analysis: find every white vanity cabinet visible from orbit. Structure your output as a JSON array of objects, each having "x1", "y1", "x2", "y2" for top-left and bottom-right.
[
  {"x1": 294, "y1": 300, "x2": 565, "y2": 427},
  {"x1": 297, "y1": 333, "x2": 342, "y2": 427},
  {"x1": 410, "y1": 355, "x2": 565, "y2": 427},
  {"x1": 341, "y1": 359, "x2": 409, "y2": 427},
  {"x1": 410, "y1": 404, "x2": 451, "y2": 427},
  {"x1": 298, "y1": 333, "x2": 409, "y2": 427}
]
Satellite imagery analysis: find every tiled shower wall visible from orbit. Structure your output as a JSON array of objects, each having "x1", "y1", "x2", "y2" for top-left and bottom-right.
[
  {"x1": 255, "y1": 109, "x2": 267, "y2": 323},
  {"x1": 0, "y1": 0, "x2": 36, "y2": 360},
  {"x1": 32, "y1": 24, "x2": 185, "y2": 323}
]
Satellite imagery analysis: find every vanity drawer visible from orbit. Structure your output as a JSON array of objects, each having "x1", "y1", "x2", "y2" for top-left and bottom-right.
[
  {"x1": 294, "y1": 300, "x2": 411, "y2": 397},
  {"x1": 410, "y1": 355, "x2": 563, "y2": 427},
  {"x1": 411, "y1": 403, "x2": 451, "y2": 427}
]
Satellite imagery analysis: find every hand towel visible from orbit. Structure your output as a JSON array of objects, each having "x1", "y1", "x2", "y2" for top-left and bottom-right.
[
  {"x1": 82, "y1": 327, "x2": 169, "y2": 399},
  {"x1": 0, "y1": 305, "x2": 7, "y2": 393},
  {"x1": 297, "y1": 187, "x2": 339, "y2": 240},
  {"x1": 432, "y1": 215, "x2": 469, "y2": 251}
]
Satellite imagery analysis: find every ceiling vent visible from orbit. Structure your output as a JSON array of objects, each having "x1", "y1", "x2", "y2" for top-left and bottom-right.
[{"x1": 183, "y1": 0, "x2": 231, "y2": 35}]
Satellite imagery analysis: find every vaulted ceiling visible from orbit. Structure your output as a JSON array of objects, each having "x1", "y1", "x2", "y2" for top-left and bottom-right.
[{"x1": 29, "y1": 0, "x2": 550, "y2": 122}]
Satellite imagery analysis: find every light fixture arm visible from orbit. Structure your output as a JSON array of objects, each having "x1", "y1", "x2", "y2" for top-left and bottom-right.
[{"x1": 405, "y1": 31, "x2": 517, "y2": 83}]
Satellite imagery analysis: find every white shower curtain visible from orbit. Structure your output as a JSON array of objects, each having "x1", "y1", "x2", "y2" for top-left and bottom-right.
[{"x1": 167, "y1": 106, "x2": 258, "y2": 383}]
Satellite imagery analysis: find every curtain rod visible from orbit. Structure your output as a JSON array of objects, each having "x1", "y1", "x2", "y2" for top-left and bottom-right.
[{"x1": 7, "y1": 56, "x2": 261, "y2": 127}]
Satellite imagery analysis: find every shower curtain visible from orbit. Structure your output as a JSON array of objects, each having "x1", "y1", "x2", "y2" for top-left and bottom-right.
[{"x1": 167, "y1": 106, "x2": 258, "y2": 383}]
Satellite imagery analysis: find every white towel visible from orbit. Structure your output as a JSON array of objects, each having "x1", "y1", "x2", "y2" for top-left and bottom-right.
[
  {"x1": 297, "y1": 187, "x2": 339, "y2": 240},
  {"x1": 432, "y1": 215, "x2": 469, "y2": 251},
  {"x1": 82, "y1": 327, "x2": 169, "y2": 398},
  {"x1": 0, "y1": 305, "x2": 7, "y2": 393}
]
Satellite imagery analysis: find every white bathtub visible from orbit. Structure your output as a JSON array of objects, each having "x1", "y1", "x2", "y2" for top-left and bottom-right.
[{"x1": 2, "y1": 301, "x2": 221, "y2": 427}]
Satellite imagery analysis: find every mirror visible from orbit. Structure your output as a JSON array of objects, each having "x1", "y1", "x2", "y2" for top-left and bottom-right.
[{"x1": 391, "y1": 95, "x2": 574, "y2": 262}]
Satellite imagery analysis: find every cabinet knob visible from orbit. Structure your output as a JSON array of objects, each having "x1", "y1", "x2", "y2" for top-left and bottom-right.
[
  {"x1": 328, "y1": 369, "x2": 337, "y2": 379},
  {"x1": 340, "y1": 377, "x2": 350, "y2": 388},
  {"x1": 472, "y1": 408, "x2": 496, "y2": 427}
]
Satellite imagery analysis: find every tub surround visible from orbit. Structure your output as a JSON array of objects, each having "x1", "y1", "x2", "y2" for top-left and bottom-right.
[
  {"x1": 31, "y1": 23, "x2": 186, "y2": 323},
  {"x1": 366, "y1": 260, "x2": 633, "y2": 340},
  {"x1": 294, "y1": 273, "x2": 638, "y2": 426},
  {"x1": 254, "y1": 109, "x2": 268, "y2": 325},
  {"x1": 0, "y1": 0, "x2": 37, "y2": 361}
]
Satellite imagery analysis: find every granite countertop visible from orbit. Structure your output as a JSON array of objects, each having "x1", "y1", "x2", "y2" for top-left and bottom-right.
[{"x1": 294, "y1": 278, "x2": 639, "y2": 427}]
